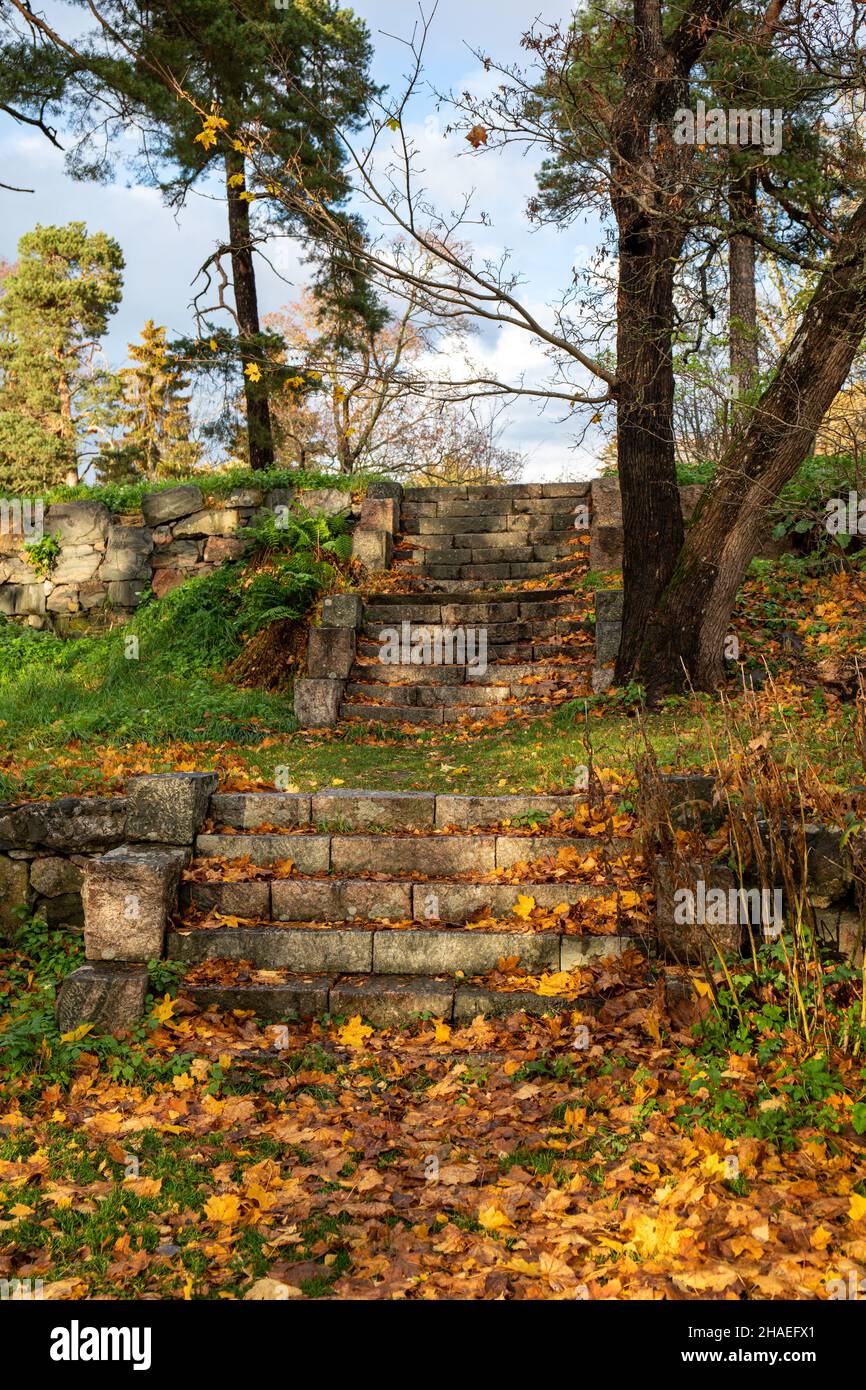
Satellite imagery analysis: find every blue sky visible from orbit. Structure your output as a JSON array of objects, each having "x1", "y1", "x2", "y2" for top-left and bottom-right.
[{"x1": 0, "y1": 1, "x2": 602, "y2": 478}]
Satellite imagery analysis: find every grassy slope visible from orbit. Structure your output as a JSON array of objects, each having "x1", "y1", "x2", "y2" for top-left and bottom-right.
[{"x1": 0, "y1": 551, "x2": 863, "y2": 802}]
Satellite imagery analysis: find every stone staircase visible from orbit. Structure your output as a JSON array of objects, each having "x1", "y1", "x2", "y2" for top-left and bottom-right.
[
  {"x1": 169, "y1": 788, "x2": 650, "y2": 1026},
  {"x1": 340, "y1": 481, "x2": 593, "y2": 727}
]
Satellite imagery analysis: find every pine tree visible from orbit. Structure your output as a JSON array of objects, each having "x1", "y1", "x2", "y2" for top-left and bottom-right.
[
  {"x1": 115, "y1": 321, "x2": 201, "y2": 481},
  {"x1": 64, "y1": 0, "x2": 381, "y2": 470},
  {"x1": 0, "y1": 222, "x2": 123, "y2": 493}
]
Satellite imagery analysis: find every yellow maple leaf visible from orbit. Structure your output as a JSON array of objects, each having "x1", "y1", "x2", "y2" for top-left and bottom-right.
[
  {"x1": 811, "y1": 1225, "x2": 833, "y2": 1250},
  {"x1": 433, "y1": 1019, "x2": 451, "y2": 1043},
  {"x1": 478, "y1": 1204, "x2": 514, "y2": 1231},
  {"x1": 194, "y1": 127, "x2": 218, "y2": 150},
  {"x1": 513, "y1": 893, "x2": 536, "y2": 920},
  {"x1": 151, "y1": 995, "x2": 175, "y2": 1024},
  {"x1": 848, "y1": 1192, "x2": 866, "y2": 1223},
  {"x1": 204, "y1": 1193, "x2": 241, "y2": 1224},
  {"x1": 173, "y1": 1072, "x2": 195, "y2": 1092},
  {"x1": 337, "y1": 1015, "x2": 373, "y2": 1048},
  {"x1": 618, "y1": 890, "x2": 642, "y2": 909},
  {"x1": 209, "y1": 338, "x2": 218, "y2": 352},
  {"x1": 59, "y1": 1023, "x2": 93, "y2": 1044},
  {"x1": 151, "y1": 995, "x2": 175, "y2": 1028},
  {"x1": 245, "y1": 362, "x2": 262, "y2": 382}
]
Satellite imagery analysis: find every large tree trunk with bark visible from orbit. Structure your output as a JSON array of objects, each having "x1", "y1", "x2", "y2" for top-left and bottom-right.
[
  {"x1": 729, "y1": 170, "x2": 759, "y2": 396},
  {"x1": 225, "y1": 149, "x2": 274, "y2": 471},
  {"x1": 614, "y1": 235, "x2": 686, "y2": 677},
  {"x1": 633, "y1": 195, "x2": 866, "y2": 698}
]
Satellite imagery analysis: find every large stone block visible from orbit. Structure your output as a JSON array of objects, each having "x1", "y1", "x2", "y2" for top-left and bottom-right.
[
  {"x1": 195, "y1": 833, "x2": 329, "y2": 872},
  {"x1": 171, "y1": 924, "x2": 371, "y2": 973},
  {"x1": 329, "y1": 974, "x2": 453, "y2": 1027},
  {"x1": 0, "y1": 796, "x2": 128, "y2": 852},
  {"x1": 99, "y1": 547, "x2": 152, "y2": 582},
  {"x1": 366, "y1": 480, "x2": 404, "y2": 502},
  {"x1": 595, "y1": 589, "x2": 624, "y2": 624},
  {"x1": 644, "y1": 772, "x2": 721, "y2": 833},
  {"x1": 414, "y1": 881, "x2": 595, "y2": 922},
  {"x1": 591, "y1": 667, "x2": 614, "y2": 694},
  {"x1": 801, "y1": 825, "x2": 852, "y2": 907},
  {"x1": 126, "y1": 772, "x2": 218, "y2": 845},
  {"x1": 434, "y1": 794, "x2": 580, "y2": 829},
  {"x1": 590, "y1": 478, "x2": 622, "y2": 527},
  {"x1": 151, "y1": 568, "x2": 186, "y2": 599},
  {"x1": 45, "y1": 502, "x2": 110, "y2": 548},
  {"x1": 270, "y1": 877, "x2": 411, "y2": 922},
  {"x1": 0, "y1": 853, "x2": 29, "y2": 935},
  {"x1": 359, "y1": 497, "x2": 398, "y2": 532},
  {"x1": 560, "y1": 935, "x2": 632, "y2": 967},
  {"x1": 83, "y1": 846, "x2": 185, "y2": 961},
  {"x1": 46, "y1": 584, "x2": 81, "y2": 614},
  {"x1": 39, "y1": 890, "x2": 84, "y2": 927},
  {"x1": 204, "y1": 536, "x2": 246, "y2": 564},
  {"x1": 107, "y1": 579, "x2": 147, "y2": 608},
  {"x1": 372, "y1": 928, "x2": 559, "y2": 976},
  {"x1": 141, "y1": 485, "x2": 203, "y2": 526},
  {"x1": 29, "y1": 855, "x2": 84, "y2": 897},
  {"x1": 595, "y1": 620, "x2": 621, "y2": 666},
  {"x1": 307, "y1": 626, "x2": 356, "y2": 680},
  {"x1": 151, "y1": 539, "x2": 201, "y2": 569},
  {"x1": 51, "y1": 546, "x2": 103, "y2": 585},
  {"x1": 210, "y1": 792, "x2": 311, "y2": 830},
  {"x1": 173, "y1": 508, "x2": 242, "y2": 538},
  {"x1": 352, "y1": 529, "x2": 393, "y2": 570},
  {"x1": 296, "y1": 488, "x2": 352, "y2": 518},
  {"x1": 311, "y1": 789, "x2": 435, "y2": 831},
  {"x1": 655, "y1": 858, "x2": 742, "y2": 963},
  {"x1": 294, "y1": 677, "x2": 343, "y2": 728},
  {"x1": 185, "y1": 880, "x2": 270, "y2": 918},
  {"x1": 321, "y1": 593, "x2": 363, "y2": 630},
  {"x1": 0, "y1": 583, "x2": 46, "y2": 616},
  {"x1": 55, "y1": 962, "x2": 149, "y2": 1032},
  {"x1": 330, "y1": 834, "x2": 495, "y2": 877}
]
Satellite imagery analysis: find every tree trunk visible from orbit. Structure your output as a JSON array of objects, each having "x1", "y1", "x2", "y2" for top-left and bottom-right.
[
  {"x1": 634, "y1": 195, "x2": 866, "y2": 698},
  {"x1": 729, "y1": 170, "x2": 759, "y2": 397},
  {"x1": 225, "y1": 149, "x2": 274, "y2": 471},
  {"x1": 614, "y1": 233, "x2": 685, "y2": 679}
]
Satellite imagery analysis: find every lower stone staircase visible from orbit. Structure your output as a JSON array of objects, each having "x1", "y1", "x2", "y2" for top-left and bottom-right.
[
  {"x1": 169, "y1": 788, "x2": 650, "y2": 1026},
  {"x1": 341, "y1": 481, "x2": 593, "y2": 728}
]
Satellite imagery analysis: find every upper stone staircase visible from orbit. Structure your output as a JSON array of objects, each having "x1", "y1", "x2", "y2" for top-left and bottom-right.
[{"x1": 340, "y1": 481, "x2": 593, "y2": 728}]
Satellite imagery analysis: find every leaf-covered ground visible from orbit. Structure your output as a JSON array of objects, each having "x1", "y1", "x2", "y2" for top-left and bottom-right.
[{"x1": 2, "y1": 943, "x2": 866, "y2": 1301}]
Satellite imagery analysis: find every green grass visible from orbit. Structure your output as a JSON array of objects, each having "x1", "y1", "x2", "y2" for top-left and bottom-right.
[{"x1": 26, "y1": 464, "x2": 384, "y2": 513}]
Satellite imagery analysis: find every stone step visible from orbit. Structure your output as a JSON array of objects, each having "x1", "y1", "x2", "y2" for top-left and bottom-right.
[
  {"x1": 184, "y1": 970, "x2": 606, "y2": 1027},
  {"x1": 402, "y1": 482, "x2": 590, "y2": 501},
  {"x1": 346, "y1": 681, "x2": 513, "y2": 707},
  {"x1": 182, "y1": 874, "x2": 615, "y2": 923},
  {"x1": 340, "y1": 701, "x2": 559, "y2": 725},
  {"x1": 361, "y1": 616, "x2": 568, "y2": 642},
  {"x1": 351, "y1": 646, "x2": 585, "y2": 679},
  {"x1": 171, "y1": 921, "x2": 633, "y2": 975},
  {"x1": 356, "y1": 634, "x2": 584, "y2": 663},
  {"x1": 423, "y1": 560, "x2": 576, "y2": 582},
  {"x1": 362, "y1": 592, "x2": 578, "y2": 623},
  {"x1": 410, "y1": 542, "x2": 580, "y2": 566},
  {"x1": 195, "y1": 829, "x2": 618, "y2": 874},
  {"x1": 209, "y1": 789, "x2": 588, "y2": 833},
  {"x1": 364, "y1": 585, "x2": 576, "y2": 607}
]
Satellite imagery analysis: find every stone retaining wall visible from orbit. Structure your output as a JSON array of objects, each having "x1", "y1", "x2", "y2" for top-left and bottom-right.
[{"x1": 0, "y1": 483, "x2": 359, "y2": 635}]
